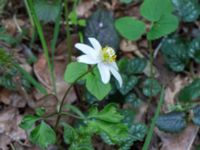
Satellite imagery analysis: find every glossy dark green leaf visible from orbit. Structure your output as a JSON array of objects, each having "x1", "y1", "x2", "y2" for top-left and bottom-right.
[
  {"x1": 20, "y1": 115, "x2": 39, "y2": 130},
  {"x1": 30, "y1": 121, "x2": 56, "y2": 148},
  {"x1": 156, "y1": 112, "x2": 186, "y2": 133},
  {"x1": 125, "y1": 93, "x2": 142, "y2": 107},
  {"x1": 84, "y1": 9, "x2": 120, "y2": 50},
  {"x1": 172, "y1": 0, "x2": 200, "y2": 22},
  {"x1": 189, "y1": 37, "x2": 200, "y2": 64},
  {"x1": 117, "y1": 74, "x2": 139, "y2": 95},
  {"x1": 121, "y1": 109, "x2": 135, "y2": 127},
  {"x1": 192, "y1": 105, "x2": 200, "y2": 126},
  {"x1": 178, "y1": 79, "x2": 200, "y2": 102},
  {"x1": 143, "y1": 78, "x2": 161, "y2": 97},
  {"x1": 115, "y1": 17, "x2": 146, "y2": 41},
  {"x1": 161, "y1": 36, "x2": 190, "y2": 72},
  {"x1": 126, "y1": 58, "x2": 147, "y2": 74},
  {"x1": 34, "y1": 0, "x2": 61, "y2": 23}
]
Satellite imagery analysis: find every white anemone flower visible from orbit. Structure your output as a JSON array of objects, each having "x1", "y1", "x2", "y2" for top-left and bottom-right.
[{"x1": 75, "y1": 37, "x2": 123, "y2": 87}]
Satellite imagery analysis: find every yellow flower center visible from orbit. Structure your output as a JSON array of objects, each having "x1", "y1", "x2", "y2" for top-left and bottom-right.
[{"x1": 102, "y1": 46, "x2": 116, "y2": 63}]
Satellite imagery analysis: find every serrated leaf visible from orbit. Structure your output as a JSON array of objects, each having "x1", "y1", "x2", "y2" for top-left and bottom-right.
[
  {"x1": 156, "y1": 112, "x2": 186, "y2": 133},
  {"x1": 34, "y1": 0, "x2": 60, "y2": 23},
  {"x1": 64, "y1": 62, "x2": 88, "y2": 83},
  {"x1": 172, "y1": 0, "x2": 200, "y2": 22},
  {"x1": 147, "y1": 14, "x2": 179, "y2": 40},
  {"x1": 30, "y1": 121, "x2": 56, "y2": 149},
  {"x1": 89, "y1": 104, "x2": 124, "y2": 123},
  {"x1": 189, "y1": 37, "x2": 200, "y2": 64},
  {"x1": 192, "y1": 105, "x2": 200, "y2": 126},
  {"x1": 84, "y1": 9, "x2": 120, "y2": 50},
  {"x1": 115, "y1": 17, "x2": 146, "y2": 41},
  {"x1": 140, "y1": 0, "x2": 173, "y2": 21},
  {"x1": 20, "y1": 115, "x2": 39, "y2": 130},
  {"x1": 86, "y1": 71, "x2": 111, "y2": 100},
  {"x1": 143, "y1": 78, "x2": 161, "y2": 97},
  {"x1": 161, "y1": 36, "x2": 190, "y2": 72},
  {"x1": 178, "y1": 79, "x2": 200, "y2": 102},
  {"x1": 117, "y1": 74, "x2": 139, "y2": 95}
]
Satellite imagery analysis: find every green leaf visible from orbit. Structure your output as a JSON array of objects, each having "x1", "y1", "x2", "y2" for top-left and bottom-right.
[
  {"x1": 34, "y1": 0, "x2": 61, "y2": 23},
  {"x1": 117, "y1": 74, "x2": 139, "y2": 95},
  {"x1": 119, "y1": 0, "x2": 133, "y2": 4},
  {"x1": 125, "y1": 58, "x2": 147, "y2": 74},
  {"x1": 192, "y1": 105, "x2": 200, "y2": 126},
  {"x1": 143, "y1": 78, "x2": 161, "y2": 97},
  {"x1": 30, "y1": 121, "x2": 56, "y2": 149},
  {"x1": 84, "y1": 9, "x2": 120, "y2": 50},
  {"x1": 147, "y1": 14, "x2": 179, "y2": 40},
  {"x1": 161, "y1": 36, "x2": 190, "y2": 72},
  {"x1": 140, "y1": 0, "x2": 173, "y2": 21},
  {"x1": 64, "y1": 62, "x2": 88, "y2": 83},
  {"x1": 115, "y1": 17, "x2": 146, "y2": 41},
  {"x1": 63, "y1": 104, "x2": 85, "y2": 119},
  {"x1": 119, "y1": 124, "x2": 146, "y2": 150},
  {"x1": 125, "y1": 93, "x2": 142, "y2": 107},
  {"x1": 89, "y1": 104, "x2": 124, "y2": 123},
  {"x1": 156, "y1": 112, "x2": 186, "y2": 133},
  {"x1": 63, "y1": 123, "x2": 77, "y2": 144},
  {"x1": 121, "y1": 109, "x2": 135, "y2": 127},
  {"x1": 189, "y1": 37, "x2": 200, "y2": 64},
  {"x1": 178, "y1": 79, "x2": 200, "y2": 102},
  {"x1": 35, "y1": 107, "x2": 46, "y2": 116},
  {"x1": 172, "y1": 0, "x2": 200, "y2": 22},
  {"x1": 86, "y1": 71, "x2": 111, "y2": 100},
  {"x1": 20, "y1": 115, "x2": 39, "y2": 130}
]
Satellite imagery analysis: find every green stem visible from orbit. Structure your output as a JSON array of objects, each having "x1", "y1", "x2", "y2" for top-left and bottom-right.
[
  {"x1": 54, "y1": 66, "x2": 94, "y2": 130},
  {"x1": 142, "y1": 86, "x2": 165, "y2": 150},
  {"x1": 64, "y1": 0, "x2": 73, "y2": 63},
  {"x1": 26, "y1": 0, "x2": 55, "y2": 94}
]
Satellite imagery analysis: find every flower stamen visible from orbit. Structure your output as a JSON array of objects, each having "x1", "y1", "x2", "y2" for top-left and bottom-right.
[{"x1": 102, "y1": 46, "x2": 116, "y2": 63}]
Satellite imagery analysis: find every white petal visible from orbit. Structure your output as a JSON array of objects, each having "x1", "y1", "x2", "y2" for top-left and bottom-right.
[
  {"x1": 75, "y1": 43, "x2": 98, "y2": 58},
  {"x1": 88, "y1": 37, "x2": 101, "y2": 53},
  {"x1": 97, "y1": 63, "x2": 111, "y2": 84},
  {"x1": 110, "y1": 62, "x2": 119, "y2": 71},
  {"x1": 109, "y1": 67, "x2": 123, "y2": 87},
  {"x1": 77, "y1": 55, "x2": 99, "y2": 64}
]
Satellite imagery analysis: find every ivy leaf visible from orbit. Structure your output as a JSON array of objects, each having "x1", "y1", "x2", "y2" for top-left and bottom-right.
[
  {"x1": 115, "y1": 17, "x2": 146, "y2": 41},
  {"x1": 156, "y1": 112, "x2": 186, "y2": 133},
  {"x1": 126, "y1": 58, "x2": 147, "y2": 75},
  {"x1": 147, "y1": 14, "x2": 179, "y2": 40},
  {"x1": 192, "y1": 105, "x2": 200, "y2": 126},
  {"x1": 125, "y1": 93, "x2": 142, "y2": 107},
  {"x1": 172, "y1": 0, "x2": 200, "y2": 22},
  {"x1": 84, "y1": 9, "x2": 120, "y2": 50},
  {"x1": 88, "y1": 104, "x2": 124, "y2": 123},
  {"x1": 143, "y1": 78, "x2": 161, "y2": 97},
  {"x1": 117, "y1": 74, "x2": 139, "y2": 95},
  {"x1": 63, "y1": 123, "x2": 77, "y2": 144},
  {"x1": 20, "y1": 115, "x2": 39, "y2": 130},
  {"x1": 161, "y1": 36, "x2": 189, "y2": 72},
  {"x1": 34, "y1": 0, "x2": 61, "y2": 23},
  {"x1": 189, "y1": 37, "x2": 200, "y2": 64},
  {"x1": 86, "y1": 71, "x2": 111, "y2": 100},
  {"x1": 30, "y1": 121, "x2": 56, "y2": 149},
  {"x1": 64, "y1": 62, "x2": 88, "y2": 83},
  {"x1": 178, "y1": 79, "x2": 200, "y2": 102},
  {"x1": 140, "y1": 0, "x2": 173, "y2": 21}
]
